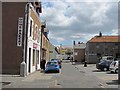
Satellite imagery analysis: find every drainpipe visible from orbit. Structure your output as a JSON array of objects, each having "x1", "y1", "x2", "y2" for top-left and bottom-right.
[
  {"x1": 118, "y1": 2, "x2": 120, "y2": 85},
  {"x1": 20, "y1": 3, "x2": 29, "y2": 77},
  {"x1": 40, "y1": 24, "x2": 44, "y2": 70}
]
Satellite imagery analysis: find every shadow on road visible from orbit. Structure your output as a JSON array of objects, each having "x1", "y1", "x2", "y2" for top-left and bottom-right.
[
  {"x1": 92, "y1": 69, "x2": 105, "y2": 72},
  {"x1": 106, "y1": 80, "x2": 118, "y2": 85},
  {"x1": 106, "y1": 71, "x2": 118, "y2": 74},
  {"x1": 44, "y1": 71, "x2": 60, "y2": 74}
]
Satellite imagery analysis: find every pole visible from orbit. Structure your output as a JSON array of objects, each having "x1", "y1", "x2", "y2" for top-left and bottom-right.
[
  {"x1": 118, "y1": 1, "x2": 120, "y2": 85},
  {"x1": 72, "y1": 41, "x2": 75, "y2": 65},
  {"x1": 20, "y1": 3, "x2": 29, "y2": 77}
]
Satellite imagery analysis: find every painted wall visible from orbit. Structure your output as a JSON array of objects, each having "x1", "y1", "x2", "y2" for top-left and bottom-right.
[{"x1": 26, "y1": 3, "x2": 41, "y2": 75}]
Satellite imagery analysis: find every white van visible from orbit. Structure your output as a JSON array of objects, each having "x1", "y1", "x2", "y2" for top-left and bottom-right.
[
  {"x1": 100, "y1": 56, "x2": 114, "y2": 62},
  {"x1": 109, "y1": 60, "x2": 119, "y2": 73},
  {"x1": 102, "y1": 56, "x2": 114, "y2": 60}
]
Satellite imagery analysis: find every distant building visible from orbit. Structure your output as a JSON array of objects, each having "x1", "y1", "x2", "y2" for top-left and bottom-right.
[
  {"x1": 86, "y1": 33, "x2": 120, "y2": 63},
  {"x1": 2, "y1": 2, "x2": 42, "y2": 75},
  {"x1": 73, "y1": 42, "x2": 86, "y2": 62},
  {"x1": 49, "y1": 43, "x2": 59, "y2": 60},
  {"x1": 41, "y1": 21, "x2": 50, "y2": 62},
  {"x1": 58, "y1": 45, "x2": 73, "y2": 60}
]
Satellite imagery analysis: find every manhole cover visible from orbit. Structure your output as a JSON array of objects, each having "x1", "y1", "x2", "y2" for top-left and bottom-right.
[{"x1": 2, "y1": 82, "x2": 11, "y2": 85}]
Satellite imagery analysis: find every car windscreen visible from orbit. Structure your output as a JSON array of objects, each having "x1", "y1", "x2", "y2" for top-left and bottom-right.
[
  {"x1": 100, "y1": 60, "x2": 109, "y2": 64},
  {"x1": 111, "y1": 61, "x2": 116, "y2": 66},
  {"x1": 47, "y1": 62, "x2": 57, "y2": 65}
]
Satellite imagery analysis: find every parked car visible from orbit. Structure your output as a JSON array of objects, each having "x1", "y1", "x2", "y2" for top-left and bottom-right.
[
  {"x1": 45, "y1": 60, "x2": 60, "y2": 73},
  {"x1": 50, "y1": 59, "x2": 62, "y2": 68},
  {"x1": 96, "y1": 60, "x2": 112, "y2": 71},
  {"x1": 109, "y1": 60, "x2": 119, "y2": 73}
]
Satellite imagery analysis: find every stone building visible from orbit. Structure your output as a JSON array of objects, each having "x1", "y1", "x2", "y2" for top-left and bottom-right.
[{"x1": 86, "y1": 33, "x2": 120, "y2": 63}]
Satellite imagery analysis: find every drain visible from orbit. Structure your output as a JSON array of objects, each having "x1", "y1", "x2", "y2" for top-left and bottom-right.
[
  {"x1": 57, "y1": 83, "x2": 61, "y2": 85},
  {"x1": 2, "y1": 82, "x2": 11, "y2": 85}
]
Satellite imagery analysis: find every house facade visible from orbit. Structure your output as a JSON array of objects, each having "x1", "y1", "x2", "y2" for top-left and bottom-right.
[
  {"x1": 41, "y1": 22, "x2": 50, "y2": 62},
  {"x1": 86, "y1": 33, "x2": 120, "y2": 63},
  {"x1": 49, "y1": 43, "x2": 59, "y2": 60},
  {"x1": 2, "y1": 2, "x2": 42, "y2": 75},
  {"x1": 73, "y1": 43, "x2": 86, "y2": 62},
  {"x1": 26, "y1": 2, "x2": 42, "y2": 75}
]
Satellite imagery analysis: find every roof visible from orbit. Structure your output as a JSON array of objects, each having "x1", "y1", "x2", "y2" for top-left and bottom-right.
[
  {"x1": 74, "y1": 43, "x2": 86, "y2": 49},
  {"x1": 88, "y1": 36, "x2": 120, "y2": 43}
]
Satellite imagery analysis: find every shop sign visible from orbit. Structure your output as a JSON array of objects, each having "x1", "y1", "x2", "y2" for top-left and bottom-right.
[
  {"x1": 74, "y1": 52, "x2": 78, "y2": 55},
  {"x1": 33, "y1": 43, "x2": 37, "y2": 49}
]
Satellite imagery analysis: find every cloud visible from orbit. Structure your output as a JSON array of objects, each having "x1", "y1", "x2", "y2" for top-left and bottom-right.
[
  {"x1": 111, "y1": 29, "x2": 118, "y2": 35},
  {"x1": 41, "y1": 0, "x2": 118, "y2": 45}
]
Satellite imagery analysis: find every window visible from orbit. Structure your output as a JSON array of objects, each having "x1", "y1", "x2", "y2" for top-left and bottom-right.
[
  {"x1": 96, "y1": 45, "x2": 99, "y2": 49},
  {"x1": 33, "y1": 49, "x2": 35, "y2": 66},
  {"x1": 36, "y1": 50, "x2": 39, "y2": 64},
  {"x1": 29, "y1": 20, "x2": 32, "y2": 37}
]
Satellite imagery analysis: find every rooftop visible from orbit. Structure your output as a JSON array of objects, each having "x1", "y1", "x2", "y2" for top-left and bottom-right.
[{"x1": 88, "y1": 36, "x2": 120, "y2": 43}]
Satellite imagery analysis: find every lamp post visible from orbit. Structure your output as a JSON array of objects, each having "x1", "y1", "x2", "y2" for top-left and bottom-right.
[{"x1": 20, "y1": 3, "x2": 29, "y2": 77}]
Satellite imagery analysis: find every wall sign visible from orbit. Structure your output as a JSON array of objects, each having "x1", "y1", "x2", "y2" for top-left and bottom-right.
[
  {"x1": 33, "y1": 43, "x2": 37, "y2": 49},
  {"x1": 17, "y1": 17, "x2": 23, "y2": 47},
  {"x1": 74, "y1": 52, "x2": 78, "y2": 55}
]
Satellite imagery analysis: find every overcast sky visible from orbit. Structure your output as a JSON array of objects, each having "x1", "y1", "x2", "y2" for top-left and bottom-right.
[{"x1": 40, "y1": 0, "x2": 119, "y2": 46}]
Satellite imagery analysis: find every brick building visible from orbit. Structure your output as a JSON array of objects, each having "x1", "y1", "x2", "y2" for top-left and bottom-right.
[
  {"x1": 73, "y1": 43, "x2": 86, "y2": 62},
  {"x1": 2, "y1": 2, "x2": 42, "y2": 75}
]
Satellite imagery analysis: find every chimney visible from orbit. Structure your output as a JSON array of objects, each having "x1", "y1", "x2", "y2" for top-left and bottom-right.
[
  {"x1": 99, "y1": 32, "x2": 102, "y2": 37},
  {"x1": 73, "y1": 41, "x2": 75, "y2": 45}
]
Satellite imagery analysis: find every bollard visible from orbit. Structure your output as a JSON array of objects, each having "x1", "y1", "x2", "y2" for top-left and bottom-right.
[
  {"x1": 84, "y1": 61, "x2": 87, "y2": 67},
  {"x1": 20, "y1": 61, "x2": 27, "y2": 77}
]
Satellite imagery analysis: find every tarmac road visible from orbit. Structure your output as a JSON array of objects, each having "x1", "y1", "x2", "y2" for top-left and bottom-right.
[{"x1": 1, "y1": 60, "x2": 119, "y2": 89}]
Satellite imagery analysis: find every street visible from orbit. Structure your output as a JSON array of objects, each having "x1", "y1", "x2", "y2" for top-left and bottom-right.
[{"x1": 1, "y1": 60, "x2": 119, "y2": 89}]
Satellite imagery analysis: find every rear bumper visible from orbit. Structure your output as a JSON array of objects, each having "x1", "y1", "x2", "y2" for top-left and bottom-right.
[
  {"x1": 45, "y1": 68, "x2": 59, "y2": 73},
  {"x1": 45, "y1": 68, "x2": 59, "y2": 71}
]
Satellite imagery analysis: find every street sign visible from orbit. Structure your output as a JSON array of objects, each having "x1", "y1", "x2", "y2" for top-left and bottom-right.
[{"x1": 17, "y1": 17, "x2": 23, "y2": 47}]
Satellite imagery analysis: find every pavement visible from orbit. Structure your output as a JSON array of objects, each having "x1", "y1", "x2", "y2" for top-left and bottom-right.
[{"x1": 1, "y1": 70, "x2": 61, "y2": 88}]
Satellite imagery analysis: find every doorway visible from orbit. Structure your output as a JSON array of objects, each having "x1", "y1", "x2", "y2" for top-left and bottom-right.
[{"x1": 28, "y1": 48, "x2": 31, "y2": 73}]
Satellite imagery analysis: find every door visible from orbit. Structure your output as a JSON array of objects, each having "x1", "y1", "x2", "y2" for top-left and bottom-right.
[{"x1": 28, "y1": 48, "x2": 31, "y2": 73}]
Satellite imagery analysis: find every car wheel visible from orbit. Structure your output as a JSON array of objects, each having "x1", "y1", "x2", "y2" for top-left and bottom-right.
[{"x1": 115, "y1": 69, "x2": 118, "y2": 73}]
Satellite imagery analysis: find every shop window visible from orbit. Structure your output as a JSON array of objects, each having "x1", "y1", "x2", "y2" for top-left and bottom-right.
[{"x1": 36, "y1": 50, "x2": 39, "y2": 64}]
